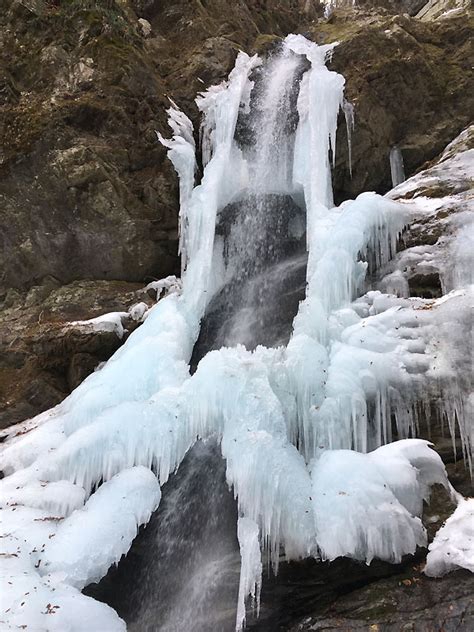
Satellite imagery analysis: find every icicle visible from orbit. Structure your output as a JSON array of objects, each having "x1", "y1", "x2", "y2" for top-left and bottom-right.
[
  {"x1": 183, "y1": 52, "x2": 261, "y2": 316},
  {"x1": 286, "y1": 34, "x2": 345, "y2": 210},
  {"x1": 236, "y1": 517, "x2": 262, "y2": 631},
  {"x1": 389, "y1": 145, "x2": 406, "y2": 187},
  {"x1": 343, "y1": 99, "x2": 355, "y2": 177},
  {"x1": 157, "y1": 102, "x2": 196, "y2": 275}
]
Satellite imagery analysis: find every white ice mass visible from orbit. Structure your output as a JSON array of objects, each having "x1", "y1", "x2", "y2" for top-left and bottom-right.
[
  {"x1": 425, "y1": 497, "x2": 474, "y2": 576},
  {"x1": 0, "y1": 35, "x2": 472, "y2": 631}
]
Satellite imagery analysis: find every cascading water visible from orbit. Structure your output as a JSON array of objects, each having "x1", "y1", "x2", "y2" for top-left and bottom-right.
[
  {"x1": 244, "y1": 49, "x2": 303, "y2": 193},
  {"x1": 87, "y1": 46, "x2": 313, "y2": 632},
  {"x1": 86, "y1": 440, "x2": 240, "y2": 632},
  {"x1": 0, "y1": 35, "x2": 471, "y2": 632},
  {"x1": 193, "y1": 49, "x2": 308, "y2": 359}
]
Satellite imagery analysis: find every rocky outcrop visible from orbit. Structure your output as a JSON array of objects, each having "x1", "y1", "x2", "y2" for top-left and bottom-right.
[
  {"x1": 0, "y1": 1, "x2": 179, "y2": 292},
  {"x1": 0, "y1": 279, "x2": 152, "y2": 429},
  {"x1": 285, "y1": 568, "x2": 474, "y2": 631},
  {"x1": 321, "y1": 7, "x2": 473, "y2": 201},
  {"x1": 0, "y1": 0, "x2": 321, "y2": 294},
  {"x1": 385, "y1": 125, "x2": 473, "y2": 297}
]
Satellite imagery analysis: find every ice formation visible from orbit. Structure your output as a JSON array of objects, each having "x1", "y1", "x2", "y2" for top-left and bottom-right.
[
  {"x1": 236, "y1": 517, "x2": 262, "y2": 631},
  {"x1": 156, "y1": 106, "x2": 196, "y2": 275},
  {"x1": 145, "y1": 274, "x2": 182, "y2": 300},
  {"x1": 425, "y1": 498, "x2": 474, "y2": 576},
  {"x1": 69, "y1": 310, "x2": 129, "y2": 338},
  {"x1": 67, "y1": 300, "x2": 150, "y2": 340},
  {"x1": 0, "y1": 36, "x2": 472, "y2": 631},
  {"x1": 311, "y1": 439, "x2": 452, "y2": 563},
  {"x1": 0, "y1": 467, "x2": 158, "y2": 632},
  {"x1": 390, "y1": 146, "x2": 406, "y2": 187}
]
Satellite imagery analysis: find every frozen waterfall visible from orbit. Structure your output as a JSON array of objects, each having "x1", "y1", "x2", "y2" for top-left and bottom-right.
[{"x1": 0, "y1": 35, "x2": 471, "y2": 632}]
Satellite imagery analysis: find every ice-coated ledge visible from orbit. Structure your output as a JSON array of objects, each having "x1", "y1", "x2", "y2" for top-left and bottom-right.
[{"x1": 425, "y1": 497, "x2": 474, "y2": 576}]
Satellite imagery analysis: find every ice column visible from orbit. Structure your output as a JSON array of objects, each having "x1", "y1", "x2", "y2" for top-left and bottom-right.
[
  {"x1": 236, "y1": 517, "x2": 262, "y2": 631},
  {"x1": 390, "y1": 145, "x2": 406, "y2": 187},
  {"x1": 180, "y1": 52, "x2": 261, "y2": 317},
  {"x1": 157, "y1": 103, "x2": 196, "y2": 275}
]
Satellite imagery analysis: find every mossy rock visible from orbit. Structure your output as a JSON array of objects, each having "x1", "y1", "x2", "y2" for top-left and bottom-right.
[{"x1": 251, "y1": 33, "x2": 282, "y2": 55}]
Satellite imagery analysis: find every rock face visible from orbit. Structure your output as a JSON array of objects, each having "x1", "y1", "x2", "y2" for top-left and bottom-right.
[
  {"x1": 0, "y1": 1, "x2": 179, "y2": 291},
  {"x1": 0, "y1": 279, "x2": 152, "y2": 429},
  {"x1": 1, "y1": 1, "x2": 472, "y2": 292},
  {"x1": 284, "y1": 568, "x2": 474, "y2": 631},
  {"x1": 322, "y1": 7, "x2": 473, "y2": 201},
  {"x1": 0, "y1": 0, "x2": 321, "y2": 293}
]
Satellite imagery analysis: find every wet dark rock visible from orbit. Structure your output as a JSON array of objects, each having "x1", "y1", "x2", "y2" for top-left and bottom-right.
[
  {"x1": 284, "y1": 568, "x2": 474, "y2": 631},
  {"x1": 67, "y1": 351, "x2": 102, "y2": 391},
  {"x1": 408, "y1": 272, "x2": 443, "y2": 299}
]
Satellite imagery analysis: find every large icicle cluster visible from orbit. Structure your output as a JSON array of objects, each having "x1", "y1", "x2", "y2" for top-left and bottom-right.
[
  {"x1": 0, "y1": 37, "x2": 472, "y2": 632},
  {"x1": 383, "y1": 127, "x2": 474, "y2": 472}
]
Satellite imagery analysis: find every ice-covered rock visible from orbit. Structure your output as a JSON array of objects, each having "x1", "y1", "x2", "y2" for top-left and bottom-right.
[{"x1": 425, "y1": 498, "x2": 474, "y2": 576}]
